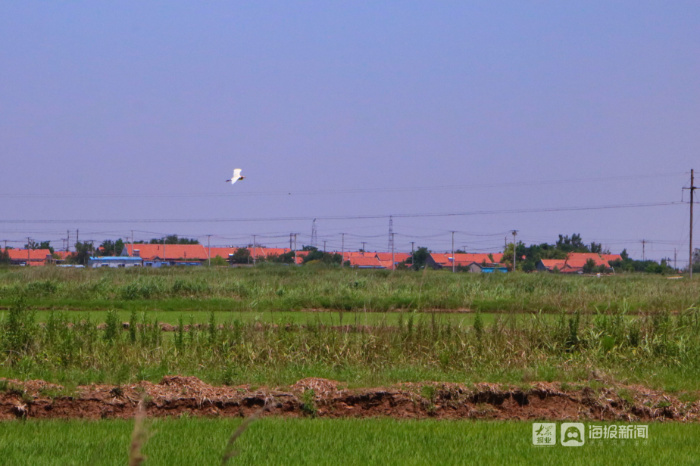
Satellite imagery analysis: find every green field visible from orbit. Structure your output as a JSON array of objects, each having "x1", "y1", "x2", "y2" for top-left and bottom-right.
[
  {"x1": 1, "y1": 265, "x2": 698, "y2": 314},
  {"x1": 0, "y1": 295, "x2": 699, "y2": 391},
  {"x1": 0, "y1": 418, "x2": 697, "y2": 465},
  {"x1": 1, "y1": 266, "x2": 699, "y2": 465}
]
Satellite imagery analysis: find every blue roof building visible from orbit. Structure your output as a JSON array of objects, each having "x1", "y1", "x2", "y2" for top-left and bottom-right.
[{"x1": 88, "y1": 256, "x2": 143, "y2": 268}]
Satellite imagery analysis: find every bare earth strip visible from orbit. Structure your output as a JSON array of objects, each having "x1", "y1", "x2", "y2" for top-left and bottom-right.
[{"x1": 1, "y1": 376, "x2": 698, "y2": 422}]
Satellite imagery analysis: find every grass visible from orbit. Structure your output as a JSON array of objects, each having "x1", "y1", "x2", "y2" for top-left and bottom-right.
[
  {"x1": 1, "y1": 267, "x2": 699, "y2": 391},
  {"x1": 1, "y1": 267, "x2": 699, "y2": 464},
  {"x1": 1, "y1": 301, "x2": 700, "y2": 391},
  {"x1": 1, "y1": 265, "x2": 699, "y2": 314},
  {"x1": 0, "y1": 418, "x2": 697, "y2": 465},
  {"x1": 0, "y1": 309, "x2": 507, "y2": 326}
]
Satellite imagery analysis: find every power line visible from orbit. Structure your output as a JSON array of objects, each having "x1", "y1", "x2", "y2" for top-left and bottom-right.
[{"x1": 0, "y1": 201, "x2": 682, "y2": 225}]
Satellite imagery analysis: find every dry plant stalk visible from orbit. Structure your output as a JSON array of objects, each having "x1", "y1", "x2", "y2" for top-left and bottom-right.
[
  {"x1": 221, "y1": 403, "x2": 269, "y2": 465},
  {"x1": 129, "y1": 395, "x2": 150, "y2": 466}
]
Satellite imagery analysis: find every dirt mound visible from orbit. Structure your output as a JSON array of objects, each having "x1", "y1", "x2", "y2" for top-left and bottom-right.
[
  {"x1": 291, "y1": 378, "x2": 339, "y2": 396},
  {"x1": 0, "y1": 377, "x2": 698, "y2": 421}
]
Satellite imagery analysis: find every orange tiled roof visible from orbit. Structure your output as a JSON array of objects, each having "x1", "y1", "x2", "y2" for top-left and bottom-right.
[
  {"x1": 207, "y1": 247, "x2": 236, "y2": 258},
  {"x1": 344, "y1": 251, "x2": 372, "y2": 258},
  {"x1": 429, "y1": 253, "x2": 450, "y2": 266},
  {"x1": 565, "y1": 253, "x2": 609, "y2": 268},
  {"x1": 452, "y1": 253, "x2": 497, "y2": 265},
  {"x1": 52, "y1": 251, "x2": 73, "y2": 260},
  {"x1": 539, "y1": 253, "x2": 619, "y2": 271},
  {"x1": 539, "y1": 259, "x2": 567, "y2": 270},
  {"x1": 558, "y1": 264, "x2": 583, "y2": 273},
  {"x1": 7, "y1": 249, "x2": 52, "y2": 261},
  {"x1": 429, "y1": 252, "x2": 502, "y2": 268},
  {"x1": 256, "y1": 247, "x2": 291, "y2": 258},
  {"x1": 348, "y1": 256, "x2": 385, "y2": 268},
  {"x1": 125, "y1": 244, "x2": 208, "y2": 261},
  {"x1": 375, "y1": 252, "x2": 411, "y2": 262}
]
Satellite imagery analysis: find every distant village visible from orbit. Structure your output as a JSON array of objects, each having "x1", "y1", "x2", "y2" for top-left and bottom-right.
[{"x1": 1, "y1": 242, "x2": 627, "y2": 274}]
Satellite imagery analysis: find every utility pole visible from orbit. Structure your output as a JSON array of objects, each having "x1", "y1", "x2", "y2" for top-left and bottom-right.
[
  {"x1": 252, "y1": 235, "x2": 257, "y2": 265},
  {"x1": 674, "y1": 248, "x2": 678, "y2": 271},
  {"x1": 323, "y1": 240, "x2": 327, "y2": 253},
  {"x1": 131, "y1": 230, "x2": 134, "y2": 257},
  {"x1": 391, "y1": 233, "x2": 395, "y2": 271},
  {"x1": 294, "y1": 233, "x2": 298, "y2": 266},
  {"x1": 690, "y1": 169, "x2": 696, "y2": 278},
  {"x1": 27, "y1": 237, "x2": 31, "y2": 265},
  {"x1": 410, "y1": 241, "x2": 415, "y2": 268},
  {"x1": 207, "y1": 234, "x2": 212, "y2": 266},
  {"x1": 76, "y1": 229, "x2": 79, "y2": 246},
  {"x1": 67, "y1": 230, "x2": 70, "y2": 252},
  {"x1": 341, "y1": 233, "x2": 345, "y2": 267},
  {"x1": 451, "y1": 231, "x2": 456, "y2": 273},
  {"x1": 511, "y1": 230, "x2": 518, "y2": 272},
  {"x1": 163, "y1": 236, "x2": 166, "y2": 266},
  {"x1": 641, "y1": 239, "x2": 646, "y2": 261},
  {"x1": 684, "y1": 170, "x2": 697, "y2": 277},
  {"x1": 361, "y1": 241, "x2": 367, "y2": 252}
]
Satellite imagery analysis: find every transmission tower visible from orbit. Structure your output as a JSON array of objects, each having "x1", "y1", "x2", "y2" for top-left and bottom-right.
[
  {"x1": 388, "y1": 216, "x2": 394, "y2": 252},
  {"x1": 311, "y1": 218, "x2": 318, "y2": 248}
]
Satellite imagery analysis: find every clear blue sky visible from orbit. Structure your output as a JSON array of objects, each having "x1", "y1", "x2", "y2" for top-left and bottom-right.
[{"x1": 1, "y1": 2, "x2": 698, "y2": 263}]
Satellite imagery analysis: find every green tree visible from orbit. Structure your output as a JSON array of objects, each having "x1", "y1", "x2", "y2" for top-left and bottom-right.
[
  {"x1": 589, "y1": 242, "x2": 603, "y2": 254},
  {"x1": 301, "y1": 246, "x2": 342, "y2": 265},
  {"x1": 99, "y1": 239, "x2": 125, "y2": 256},
  {"x1": 210, "y1": 255, "x2": 227, "y2": 266},
  {"x1": 620, "y1": 249, "x2": 629, "y2": 261},
  {"x1": 556, "y1": 233, "x2": 588, "y2": 253},
  {"x1": 582, "y1": 258, "x2": 597, "y2": 274},
  {"x1": 0, "y1": 248, "x2": 10, "y2": 265},
  {"x1": 501, "y1": 242, "x2": 527, "y2": 271},
  {"x1": 411, "y1": 247, "x2": 431, "y2": 270},
  {"x1": 270, "y1": 251, "x2": 295, "y2": 264},
  {"x1": 70, "y1": 242, "x2": 94, "y2": 265},
  {"x1": 149, "y1": 235, "x2": 199, "y2": 245},
  {"x1": 229, "y1": 248, "x2": 251, "y2": 264}
]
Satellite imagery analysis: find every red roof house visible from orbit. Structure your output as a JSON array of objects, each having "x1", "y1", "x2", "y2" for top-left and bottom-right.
[{"x1": 6, "y1": 249, "x2": 52, "y2": 266}]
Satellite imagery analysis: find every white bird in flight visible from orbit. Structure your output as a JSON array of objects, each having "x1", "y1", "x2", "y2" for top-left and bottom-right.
[{"x1": 226, "y1": 168, "x2": 245, "y2": 185}]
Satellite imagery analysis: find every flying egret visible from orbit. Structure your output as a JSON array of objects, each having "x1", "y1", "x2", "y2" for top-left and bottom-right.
[{"x1": 226, "y1": 168, "x2": 245, "y2": 185}]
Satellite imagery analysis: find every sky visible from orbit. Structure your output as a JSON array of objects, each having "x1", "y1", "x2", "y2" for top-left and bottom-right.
[{"x1": 1, "y1": 2, "x2": 699, "y2": 263}]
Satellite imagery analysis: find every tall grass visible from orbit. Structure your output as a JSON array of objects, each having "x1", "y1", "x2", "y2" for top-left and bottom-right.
[
  {"x1": 1, "y1": 302, "x2": 700, "y2": 390},
  {"x1": 1, "y1": 266, "x2": 699, "y2": 313}
]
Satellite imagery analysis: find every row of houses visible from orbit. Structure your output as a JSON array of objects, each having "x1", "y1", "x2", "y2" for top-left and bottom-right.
[
  {"x1": 426, "y1": 253, "x2": 507, "y2": 273},
  {"x1": 2, "y1": 244, "x2": 623, "y2": 274},
  {"x1": 535, "y1": 253, "x2": 622, "y2": 274},
  {"x1": 2, "y1": 249, "x2": 55, "y2": 266}
]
